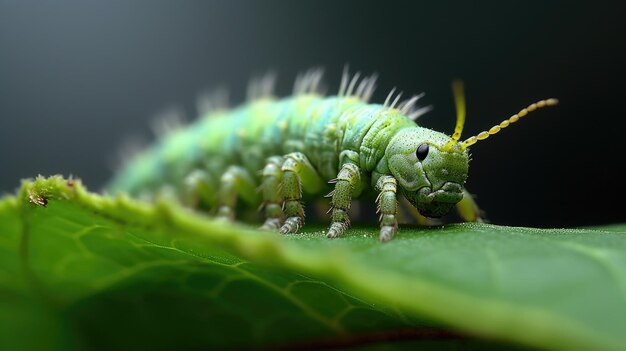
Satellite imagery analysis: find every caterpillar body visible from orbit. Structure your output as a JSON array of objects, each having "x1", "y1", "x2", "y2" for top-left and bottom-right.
[{"x1": 109, "y1": 69, "x2": 557, "y2": 242}]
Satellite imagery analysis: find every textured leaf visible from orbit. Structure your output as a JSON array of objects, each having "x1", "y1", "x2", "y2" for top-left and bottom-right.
[{"x1": 0, "y1": 176, "x2": 624, "y2": 350}]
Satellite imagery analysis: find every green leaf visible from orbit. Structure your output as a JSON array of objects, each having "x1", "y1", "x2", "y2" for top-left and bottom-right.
[{"x1": 1, "y1": 176, "x2": 624, "y2": 350}]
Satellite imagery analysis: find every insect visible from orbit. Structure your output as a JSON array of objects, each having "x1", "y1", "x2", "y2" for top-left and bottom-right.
[{"x1": 108, "y1": 69, "x2": 558, "y2": 242}]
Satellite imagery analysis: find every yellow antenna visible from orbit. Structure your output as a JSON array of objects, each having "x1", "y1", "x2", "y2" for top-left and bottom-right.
[
  {"x1": 443, "y1": 80, "x2": 466, "y2": 151},
  {"x1": 462, "y1": 98, "x2": 559, "y2": 148}
]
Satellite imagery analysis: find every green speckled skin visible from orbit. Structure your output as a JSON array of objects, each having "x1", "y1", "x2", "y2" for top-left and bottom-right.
[{"x1": 109, "y1": 93, "x2": 480, "y2": 241}]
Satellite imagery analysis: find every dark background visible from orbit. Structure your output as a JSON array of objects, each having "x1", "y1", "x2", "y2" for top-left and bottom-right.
[{"x1": 1, "y1": 1, "x2": 624, "y2": 227}]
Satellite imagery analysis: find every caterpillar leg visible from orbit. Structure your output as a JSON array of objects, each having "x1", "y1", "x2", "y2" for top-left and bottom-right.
[
  {"x1": 326, "y1": 163, "x2": 361, "y2": 239},
  {"x1": 376, "y1": 175, "x2": 399, "y2": 242},
  {"x1": 279, "y1": 152, "x2": 324, "y2": 234},
  {"x1": 181, "y1": 170, "x2": 217, "y2": 209},
  {"x1": 259, "y1": 156, "x2": 284, "y2": 231},
  {"x1": 217, "y1": 166, "x2": 259, "y2": 220},
  {"x1": 456, "y1": 188, "x2": 484, "y2": 222}
]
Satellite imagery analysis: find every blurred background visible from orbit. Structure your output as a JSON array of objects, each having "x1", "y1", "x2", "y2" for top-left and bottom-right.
[{"x1": 1, "y1": 1, "x2": 624, "y2": 227}]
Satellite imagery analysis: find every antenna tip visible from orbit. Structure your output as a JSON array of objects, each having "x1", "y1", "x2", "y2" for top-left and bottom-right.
[{"x1": 546, "y1": 98, "x2": 559, "y2": 106}]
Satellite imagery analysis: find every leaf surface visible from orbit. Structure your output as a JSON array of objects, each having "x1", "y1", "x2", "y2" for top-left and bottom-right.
[{"x1": 0, "y1": 176, "x2": 624, "y2": 350}]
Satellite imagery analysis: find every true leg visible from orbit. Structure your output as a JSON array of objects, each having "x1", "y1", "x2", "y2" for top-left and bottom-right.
[
  {"x1": 259, "y1": 156, "x2": 284, "y2": 230},
  {"x1": 376, "y1": 175, "x2": 399, "y2": 242},
  {"x1": 279, "y1": 152, "x2": 325, "y2": 234},
  {"x1": 216, "y1": 166, "x2": 259, "y2": 220},
  {"x1": 326, "y1": 163, "x2": 361, "y2": 239},
  {"x1": 181, "y1": 169, "x2": 217, "y2": 209}
]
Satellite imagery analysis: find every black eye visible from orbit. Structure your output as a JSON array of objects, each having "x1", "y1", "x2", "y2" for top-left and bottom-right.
[{"x1": 416, "y1": 143, "x2": 429, "y2": 161}]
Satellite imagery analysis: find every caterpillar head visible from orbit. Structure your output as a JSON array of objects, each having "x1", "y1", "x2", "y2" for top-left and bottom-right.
[
  {"x1": 387, "y1": 128, "x2": 468, "y2": 217},
  {"x1": 387, "y1": 81, "x2": 558, "y2": 218}
]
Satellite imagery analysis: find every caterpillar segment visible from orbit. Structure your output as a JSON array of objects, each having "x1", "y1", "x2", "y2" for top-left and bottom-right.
[{"x1": 109, "y1": 70, "x2": 557, "y2": 242}]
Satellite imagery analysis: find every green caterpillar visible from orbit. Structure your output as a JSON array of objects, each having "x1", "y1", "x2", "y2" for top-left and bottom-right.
[{"x1": 109, "y1": 69, "x2": 558, "y2": 242}]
